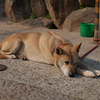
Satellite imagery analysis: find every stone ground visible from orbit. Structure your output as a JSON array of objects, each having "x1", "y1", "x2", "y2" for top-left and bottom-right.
[{"x1": 0, "y1": 18, "x2": 100, "y2": 100}]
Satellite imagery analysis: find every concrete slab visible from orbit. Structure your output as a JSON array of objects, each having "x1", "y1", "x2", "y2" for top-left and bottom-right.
[{"x1": 0, "y1": 21, "x2": 100, "y2": 100}]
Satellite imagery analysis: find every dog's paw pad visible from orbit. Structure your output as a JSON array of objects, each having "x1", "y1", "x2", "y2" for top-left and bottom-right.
[
  {"x1": 95, "y1": 70, "x2": 100, "y2": 76},
  {"x1": 10, "y1": 55, "x2": 17, "y2": 59},
  {"x1": 83, "y1": 71, "x2": 96, "y2": 78}
]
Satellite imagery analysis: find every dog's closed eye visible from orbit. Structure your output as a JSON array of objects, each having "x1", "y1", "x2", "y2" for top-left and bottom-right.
[{"x1": 65, "y1": 61, "x2": 69, "y2": 65}]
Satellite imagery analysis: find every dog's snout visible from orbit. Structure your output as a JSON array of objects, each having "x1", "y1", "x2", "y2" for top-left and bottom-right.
[{"x1": 69, "y1": 72, "x2": 74, "y2": 77}]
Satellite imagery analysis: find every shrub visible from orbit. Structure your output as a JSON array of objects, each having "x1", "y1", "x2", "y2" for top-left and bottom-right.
[{"x1": 76, "y1": 4, "x2": 84, "y2": 10}]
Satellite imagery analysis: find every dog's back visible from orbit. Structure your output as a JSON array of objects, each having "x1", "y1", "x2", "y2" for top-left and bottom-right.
[{"x1": 0, "y1": 32, "x2": 70, "y2": 64}]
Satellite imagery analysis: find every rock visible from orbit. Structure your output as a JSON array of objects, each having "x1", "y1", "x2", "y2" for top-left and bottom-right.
[
  {"x1": 0, "y1": 0, "x2": 6, "y2": 17},
  {"x1": 79, "y1": 0, "x2": 95, "y2": 7},
  {"x1": 45, "y1": 0, "x2": 79, "y2": 29},
  {"x1": 5, "y1": 0, "x2": 32, "y2": 22},
  {"x1": 0, "y1": 64, "x2": 7, "y2": 71},
  {"x1": 31, "y1": 0, "x2": 48, "y2": 17},
  {"x1": 63, "y1": 7, "x2": 95, "y2": 32},
  {"x1": 20, "y1": 17, "x2": 53, "y2": 28}
]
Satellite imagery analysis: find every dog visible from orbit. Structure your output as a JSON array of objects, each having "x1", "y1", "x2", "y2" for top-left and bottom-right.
[{"x1": 0, "y1": 31, "x2": 100, "y2": 77}]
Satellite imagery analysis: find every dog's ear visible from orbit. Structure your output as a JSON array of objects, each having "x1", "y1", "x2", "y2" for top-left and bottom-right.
[
  {"x1": 73, "y1": 42, "x2": 82, "y2": 53},
  {"x1": 56, "y1": 47, "x2": 63, "y2": 55}
]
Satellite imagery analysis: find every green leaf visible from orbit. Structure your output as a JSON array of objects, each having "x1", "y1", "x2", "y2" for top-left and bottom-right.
[{"x1": 46, "y1": 13, "x2": 51, "y2": 19}]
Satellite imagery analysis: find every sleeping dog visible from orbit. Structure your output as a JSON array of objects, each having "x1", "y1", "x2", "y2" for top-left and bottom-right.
[{"x1": 0, "y1": 31, "x2": 100, "y2": 77}]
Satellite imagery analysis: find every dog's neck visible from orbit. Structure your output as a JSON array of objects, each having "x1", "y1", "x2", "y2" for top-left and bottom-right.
[{"x1": 51, "y1": 42, "x2": 72, "y2": 57}]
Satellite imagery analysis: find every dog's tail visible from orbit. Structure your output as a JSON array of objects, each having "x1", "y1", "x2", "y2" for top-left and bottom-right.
[
  {"x1": 0, "y1": 43, "x2": 7, "y2": 59},
  {"x1": 0, "y1": 54, "x2": 7, "y2": 59},
  {"x1": 0, "y1": 43, "x2": 2, "y2": 51}
]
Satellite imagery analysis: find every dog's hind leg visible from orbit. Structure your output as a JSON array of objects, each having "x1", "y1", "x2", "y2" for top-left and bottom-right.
[
  {"x1": 77, "y1": 61, "x2": 100, "y2": 77},
  {"x1": 0, "y1": 39, "x2": 22, "y2": 59}
]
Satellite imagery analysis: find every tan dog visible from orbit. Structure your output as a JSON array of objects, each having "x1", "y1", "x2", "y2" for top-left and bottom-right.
[{"x1": 0, "y1": 32, "x2": 100, "y2": 77}]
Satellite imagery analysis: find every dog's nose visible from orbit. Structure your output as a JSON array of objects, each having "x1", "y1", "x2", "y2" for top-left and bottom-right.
[{"x1": 69, "y1": 73, "x2": 74, "y2": 77}]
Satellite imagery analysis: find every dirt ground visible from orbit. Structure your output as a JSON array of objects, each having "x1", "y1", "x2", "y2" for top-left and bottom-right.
[{"x1": 0, "y1": 18, "x2": 100, "y2": 100}]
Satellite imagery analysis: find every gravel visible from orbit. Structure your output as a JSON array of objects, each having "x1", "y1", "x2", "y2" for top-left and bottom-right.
[{"x1": 0, "y1": 19, "x2": 100, "y2": 100}]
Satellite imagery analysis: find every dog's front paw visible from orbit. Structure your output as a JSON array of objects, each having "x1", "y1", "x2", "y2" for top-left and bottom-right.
[
  {"x1": 95, "y1": 70, "x2": 100, "y2": 76},
  {"x1": 83, "y1": 70, "x2": 96, "y2": 78}
]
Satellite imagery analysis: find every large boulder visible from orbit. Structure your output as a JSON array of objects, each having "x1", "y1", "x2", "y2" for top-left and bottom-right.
[
  {"x1": 63, "y1": 7, "x2": 95, "y2": 32},
  {"x1": 20, "y1": 17, "x2": 53, "y2": 28},
  {"x1": 0, "y1": 0, "x2": 6, "y2": 17},
  {"x1": 5, "y1": 0, "x2": 32, "y2": 22},
  {"x1": 31, "y1": 0, "x2": 48, "y2": 17},
  {"x1": 45, "y1": 0, "x2": 79, "y2": 29},
  {"x1": 79, "y1": 0, "x2": 95, "y2": 7}
]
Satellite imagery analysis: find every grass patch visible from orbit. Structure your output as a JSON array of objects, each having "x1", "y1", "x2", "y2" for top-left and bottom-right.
[
  {"x1": 76, "y1": 4, "x2": 84, "y2": 10},
  {"x1": 29, "y1": 12, "x2": 37, "y2": 19},
  {"x1": 46, "y1": 13, "x2": 51, "y2": 19},
  {"x1": 14, "y1": 21, "x2": 17, "y2": 23},
  {"x1": 28, "y1": 0, "x2": 37, "y2": 19}
]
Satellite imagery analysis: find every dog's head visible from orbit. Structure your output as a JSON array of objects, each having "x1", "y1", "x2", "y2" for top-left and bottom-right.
[{"x1": 54, "y1": 42, "x2": 82, "y2": 77}]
